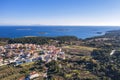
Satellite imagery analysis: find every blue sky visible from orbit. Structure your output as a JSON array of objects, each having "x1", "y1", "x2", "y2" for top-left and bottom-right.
[{"x1": 0, "y1": 0, "x2": 120, "y2": 26}]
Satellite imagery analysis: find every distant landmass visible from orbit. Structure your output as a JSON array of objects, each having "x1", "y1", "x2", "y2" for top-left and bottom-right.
[{"x1": 0, "y1": 26, "x2": 120, "y2": 39}]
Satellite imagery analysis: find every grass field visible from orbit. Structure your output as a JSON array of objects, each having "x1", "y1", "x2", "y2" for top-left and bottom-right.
[
  {"x1": 63, "y1": 45, "x2": 96, "y2": 51},
  {"x1": 0, "y1": 42, "x2": 7, "y2": 46}
]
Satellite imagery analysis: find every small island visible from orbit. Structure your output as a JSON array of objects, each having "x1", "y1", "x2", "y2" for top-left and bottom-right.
[
  {"x1": 96, "y1": 32, "x2": 102, "y2": 34},
  {"x1": 39, "y1": 32, "x2": 47, "y2": 35}
]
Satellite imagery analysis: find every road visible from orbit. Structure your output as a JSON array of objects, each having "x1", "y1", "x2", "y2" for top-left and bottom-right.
[{"x1": 110, "y1": 50, "x2": 116, "y2": 56}]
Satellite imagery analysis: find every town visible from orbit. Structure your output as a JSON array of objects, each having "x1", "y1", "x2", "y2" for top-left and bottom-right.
[{"x1": 0, "y1": 43, "x2": 65, "y2": 66}]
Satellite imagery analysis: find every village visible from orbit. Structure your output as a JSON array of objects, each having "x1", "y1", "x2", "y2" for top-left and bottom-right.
[{"x1": 0, "y1": 43, "x2": 65, "y2": 66}]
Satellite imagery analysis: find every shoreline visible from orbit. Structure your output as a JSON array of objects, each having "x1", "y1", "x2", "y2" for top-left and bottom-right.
[{"x1": 0, "y1": 28, "x2": 120, "y2": 40}]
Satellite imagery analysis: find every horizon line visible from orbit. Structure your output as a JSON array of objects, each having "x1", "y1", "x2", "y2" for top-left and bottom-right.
[{"x1": 0, "y1": 24, "x2": 120, "y2": 27}]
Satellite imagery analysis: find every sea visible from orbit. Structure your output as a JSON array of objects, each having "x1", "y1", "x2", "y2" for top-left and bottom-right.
[{"x1": 0, "y1": 26, "x2": 120, "y2": 39}]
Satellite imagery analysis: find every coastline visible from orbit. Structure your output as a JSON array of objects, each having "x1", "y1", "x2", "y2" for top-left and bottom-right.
[{"x1": 0, "y1": 26, "x2": 120, "y2": 39}]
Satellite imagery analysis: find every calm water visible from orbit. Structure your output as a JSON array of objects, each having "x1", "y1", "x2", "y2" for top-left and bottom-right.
[{"x1": 0, "y1": 26, "x2": 120, "y2": 39}]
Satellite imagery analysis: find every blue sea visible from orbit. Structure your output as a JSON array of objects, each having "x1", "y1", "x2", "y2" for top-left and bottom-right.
[{"x1": 0, "y1": 26, "x2": 120, "y2": 39}]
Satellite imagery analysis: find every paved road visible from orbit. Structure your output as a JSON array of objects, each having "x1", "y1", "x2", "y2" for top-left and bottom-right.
[{"x1": 110, "y1": 50, "x2": 116, "y2": 56}]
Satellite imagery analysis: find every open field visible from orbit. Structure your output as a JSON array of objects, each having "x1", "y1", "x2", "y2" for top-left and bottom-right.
[
  {"x1": 62, "y1": 45, "x2": 97, "y2": 56},
  {"x1": 63, "y1": 45, "x2": 96, "y2": 51},
  {"x1": 0, "y1": 42, "x2": 7, "y2": 46}
]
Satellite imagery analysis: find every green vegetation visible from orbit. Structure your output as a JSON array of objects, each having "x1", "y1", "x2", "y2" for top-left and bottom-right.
[
  {"x1": 8, "y1": 36, "x2": 78, "y2": 45},
  {"x1": 0, "y1": 30, "x2": 120, "y2": 80},
  {"x1": 0, "y1": 38, "x2": 9, "y2": 46},
  {"x1": 0, "y1": 63, "x2": 34, "y2": 80}
]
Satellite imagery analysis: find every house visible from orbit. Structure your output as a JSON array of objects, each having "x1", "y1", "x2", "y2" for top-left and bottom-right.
[
  {"x1": 24, "y1": 71, "x2": 39, "y2": 80},
  {"x1": 14, "y1": 61, "x2": 23, "y2": 66},
  {"x1": 0, "y1": 57, "x2": 3, "y2": 63},
  {"x1": 24, "y1": 59, "x2": 32, "y2": 63},
  {"x1": 0, "y1": 57, "x2": 3, "y2": 66},
  {"x1": 29, "y1": 71, "x2": 40, "y2": 79}
]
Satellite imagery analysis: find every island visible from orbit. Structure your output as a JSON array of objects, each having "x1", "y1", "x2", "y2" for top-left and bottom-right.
[{"x1": 39, "y1": 32, "x2": 47, "y2": 35}]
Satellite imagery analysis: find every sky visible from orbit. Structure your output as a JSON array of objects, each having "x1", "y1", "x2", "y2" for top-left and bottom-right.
[{"x1": 0, "y1": 0, "x2": 120, "y2": 26}]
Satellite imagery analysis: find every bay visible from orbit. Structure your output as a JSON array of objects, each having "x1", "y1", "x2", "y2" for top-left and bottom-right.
[{"x1": 0, "y1": 26, "x2": 120, "y2": 39}]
